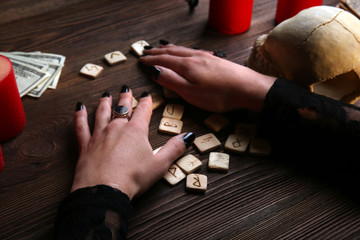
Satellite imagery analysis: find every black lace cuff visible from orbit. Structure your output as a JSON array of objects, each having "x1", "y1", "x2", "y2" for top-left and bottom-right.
[
  {"x1": 259, "y1": 78, "x2": 360, "y2": 171},
  {"x1": 55, "y1": 185, "x2": 133, "y2": 240}
]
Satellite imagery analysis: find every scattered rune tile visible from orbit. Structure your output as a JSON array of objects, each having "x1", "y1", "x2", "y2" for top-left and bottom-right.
[
  {"x1": 162, "y1": 104, "x2": 184, "y2": 120},
  {"x1": 163, "y1": 87, "x2": 180, "y2": 99},
  {"x1": 193, "y1": 133, "x2": 221, "y2": 154},
  {"x1": 224, "y1": 134, "x2": 250, "y2": 154},
  {"x1": 204, "y1": 113, "x2": 230, "y2": 132},
  {"x1": 249, "y1": 138, "x2": 271, "y2": 157},
  {"x1": 159, "y1": 117, "x2": 183, "y2": 135},
  {"x1": 163, "y1": 164, "x2": 186, "y2": 185},
  {"x1": 176, "y1": 154, "x2": 202, "y2": 174},
  {"x1": 80, "y1": 63, "x2": 103, "y2": 79},
  {"x1": 153, "y1": 146, "x2": 162, "y2": 155},
  {"x1": 235, "y1": 123, "x2": 257, "y2": 138},
  {"x1": 132, "y1": 97, "x2": 138, "y2": 109},
  {"x1": 131, "y1": 40, "x2": 149, "y2": 57},
  {"x1": 151, "y1": 93, "x2": 165, "y2": 110},
  {"x1": 208, "y1": 152, "x2": 229, "y2": 172},
  {"x1": 186, "y1": 173, "x2": 207, "y2": 193},
  {"x1": 104, "y1": 51, "x2": 127, "y2": 65}
]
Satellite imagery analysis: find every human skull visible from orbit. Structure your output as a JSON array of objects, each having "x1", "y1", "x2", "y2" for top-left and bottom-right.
[{"x1": 246, "y1": 6, "x2": 360, "y2": 103}]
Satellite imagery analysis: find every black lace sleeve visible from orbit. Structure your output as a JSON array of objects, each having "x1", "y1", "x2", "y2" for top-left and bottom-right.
[
  {"x1": 258, "y1": 78, "x2": 360, "y2": 174},
  {"x1": 55, "y1": 185, "x2": 133, "y2": 240}
]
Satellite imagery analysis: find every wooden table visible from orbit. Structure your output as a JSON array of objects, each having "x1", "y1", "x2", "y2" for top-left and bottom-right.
[{"x1": 2, "y1": 0, "x2": 360, "y2": 239}]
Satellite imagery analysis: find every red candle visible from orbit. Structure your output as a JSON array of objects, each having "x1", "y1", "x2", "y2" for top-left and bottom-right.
[
  {"x1": 275, "y1": 0, "x2": 323, "y2": 24},
  {"x1": 0, "y1": 145, "x2": 4, "y2": 173},
  {"x1": 0, "y1": 55, "x2": 26, "y2": 142},
  {"x1": 208, "y1": 0, "x2": 254, "y2": 35}
]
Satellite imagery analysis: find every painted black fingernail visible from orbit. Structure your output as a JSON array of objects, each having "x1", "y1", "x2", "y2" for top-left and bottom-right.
[
  {"x1": 214, "y1": 51, "x2": 227, "y2": 58},
  {"x1": 182, "y1": 132, "x2": 195, "y2": 148},
  {"x1": 144, "y1": 45, "x2": 153, "y2": 50},
  {"x1": 140, "y1": 91, "x2": 149, "y2": 98},
  {"x1": 159, "y1": 39, "x2": 169, "y2": 45},
  {"x1": 75, "y1": 102, "x2": 83, "y2": 111},
  {"x1": 150, "y1": 66, "x2": 161, "y2": 80},
  {"x1": 102, "y1": 92, "x2": 110, "y2": 98},
  {"x1": 121, "y1": 85, "x2": 130, "y2": 93}
]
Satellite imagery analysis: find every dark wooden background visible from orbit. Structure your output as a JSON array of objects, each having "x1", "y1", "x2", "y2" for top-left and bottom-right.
[{"x1": 2, "y1": 0, "x2": 360, "y2": 239}]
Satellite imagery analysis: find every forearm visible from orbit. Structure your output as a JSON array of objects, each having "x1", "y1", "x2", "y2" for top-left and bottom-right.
[
  {"x1": 258, "y1": 78, "x2": 360, "y2": 169},
  {"x1": 231, "y1": 66, "x2": 276, "y2": 112},
  {"x1": 55, "y1": 185, "x2": 132, "y2": 240}
]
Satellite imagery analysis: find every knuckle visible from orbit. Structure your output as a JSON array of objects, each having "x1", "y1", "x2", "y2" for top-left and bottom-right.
[
  {"x1": 96, "y1": 102, "x2": 110, "y2": 114},
  {"x1": 75, "y1": 121, "x2": 86, "y2": 133}
]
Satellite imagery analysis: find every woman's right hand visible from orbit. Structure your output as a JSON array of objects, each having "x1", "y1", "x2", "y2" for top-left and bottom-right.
[{"x1": 140, "y1": 43, "x2": 276, "y2": 113}]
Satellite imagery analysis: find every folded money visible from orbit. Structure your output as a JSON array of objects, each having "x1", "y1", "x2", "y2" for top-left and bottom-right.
[{"x1": 0, "y1": 51, "x2": 66, "y2": 98}]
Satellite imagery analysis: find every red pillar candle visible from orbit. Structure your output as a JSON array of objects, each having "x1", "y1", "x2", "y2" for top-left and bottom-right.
[
  {"x1": 275, "y1": 0, "x2": 323, "y2": 24},
  {"x1": 208, "y1": 0, "x2": 254, "y2": 35},
  {"x1": 0, "y1": 145, "x2": 4, "y2": 173},
  {"x1": 0, "y1": 55, "x2": 26, "y2": 142}
]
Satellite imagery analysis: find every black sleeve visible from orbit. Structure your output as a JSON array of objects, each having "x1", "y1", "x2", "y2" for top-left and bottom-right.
[
  {"x1": 258, "y1": 78, "x2": 360, "y2": 177},
  {"x1": 55, "y1": 185, "x2": 133, "y2": 240}
]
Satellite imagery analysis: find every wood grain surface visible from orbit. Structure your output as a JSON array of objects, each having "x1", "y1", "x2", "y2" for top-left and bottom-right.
[{"x1": 2, "y1": 0, "x2": 359, "y2": 239}]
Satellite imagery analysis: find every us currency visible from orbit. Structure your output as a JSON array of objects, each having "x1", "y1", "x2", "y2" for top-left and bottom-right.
[
  {"x1": 0, "y1": 53, "x2": 49, "y2": 71},
  {"x1": 27, "y1": 63, "x2": 63, "y2": 98},
  {"x1": 0, "y1": 51, "x2": 65, "y2": 97},
  {"x1": 7, "y1": 52, "x2": 65, "y2": 90},
  {"x1": 10, "y1": 60, "x2": 51, "y2": 97},
  {"x1": 9, "y1": 52, "x2": 65, "y2": 65}
]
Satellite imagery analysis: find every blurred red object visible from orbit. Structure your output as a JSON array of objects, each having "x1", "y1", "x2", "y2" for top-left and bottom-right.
[
  {"x1": 275, "y1": 0, "x2": 323, "y2": 24},
  {"x1": 0, "y1": 55, "x2": 26, "y2": 142},
  {"x1": 0, "y1": 145, "x2": 4, "y2": 173},
  {"x1": 208, "y1": 0, "x2": 254, "y2": 35}
]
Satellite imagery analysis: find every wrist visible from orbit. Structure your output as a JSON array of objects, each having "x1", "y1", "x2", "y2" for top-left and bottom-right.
[{"x1": 233, "y1": 67, "x2": 276, "y2": 112}]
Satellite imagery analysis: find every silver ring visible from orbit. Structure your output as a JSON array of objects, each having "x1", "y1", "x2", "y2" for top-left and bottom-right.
[{"x1": 112, "y1": 105, "x2": 130, "y2": 120}]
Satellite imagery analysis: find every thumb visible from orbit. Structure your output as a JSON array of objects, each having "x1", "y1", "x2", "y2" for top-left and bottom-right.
[{"x1": 154, "y1": 132, "x2": 195, "y2": 166}]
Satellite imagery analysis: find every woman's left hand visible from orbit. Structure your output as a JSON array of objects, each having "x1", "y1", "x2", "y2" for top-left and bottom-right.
[{"x1": 71, "y1": 86, "x2": 194, "y2": 199}]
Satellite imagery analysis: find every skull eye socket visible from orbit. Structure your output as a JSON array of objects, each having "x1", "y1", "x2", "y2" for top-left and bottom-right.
[{"x1": 311, "y1": 70, "x2": 360, "y2": 103}]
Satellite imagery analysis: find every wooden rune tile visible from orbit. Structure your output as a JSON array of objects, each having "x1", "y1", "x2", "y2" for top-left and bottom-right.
[
  {"x1": 193, "y1": 133, "x2": 221, "y2": 154},
  {"x1": 249, "y1": 138, "x2": 271, "y2": 157},
  {"x1": 235, "y1": 123, "x2": 257, "y2": 138},
  {"x1": 104, "y1": 51, "x2": 127, "y2": 65},
  {"x1": 163, "y1": 164, "x2": 186, "y2": 185},
  {"x1": 186, "y1": 173, "x2": 207, "y2": 193},
  {"x1": 131, "y1": 40, "x2": 149, "y2": 57},
  {"x1": 153, "y1": 146, "x2": 162, "y2": 155},
  {"x1": 208, "y1": 152, "x2": 229, "y2": 172},
  {"x1": 204, "y1": 113, "x2": 230, "y2": 132},
  {"x1": 163, "y1": 87, "x2": 180, "y2": 98},
  {"x1": 80, "y1": 63, "x2": 103, "y2": 79},
  {"x1": 151, "y1": 93, "x2": 165, "y2": 110},
  {"x1": 159, "y1": 117, "x2": 183, "y2": 135},
  {"x1": 162, "y1": 104, "x2": 184, "y2": 120},
  {"x1": 132, "y1": 97, "x2": 138, "y2": 109},
  {"x1": 176, "y1": 154, "x2": 202, "y2": 174},
  {"x1": 224, "y1": 134, "x2": 250, "y2": 154}
]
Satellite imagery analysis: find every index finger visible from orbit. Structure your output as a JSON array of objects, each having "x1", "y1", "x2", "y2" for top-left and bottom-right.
[
  {"x1": 140, "y1": 54, "x2": 187, "y2": 75},
  {"x1": 143, "y1": 45, "x2": 197, "y2": 57}
]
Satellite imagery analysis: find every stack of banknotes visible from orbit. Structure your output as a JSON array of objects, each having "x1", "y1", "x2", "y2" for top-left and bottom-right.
[{"x1": 0, "y1": 51, "x2": 66, "y2": 98}]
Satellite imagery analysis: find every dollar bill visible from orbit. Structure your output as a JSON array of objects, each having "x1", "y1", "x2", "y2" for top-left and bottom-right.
[
  {"x1": 10, "y1": 60, "x2": 51, "y2": 97},
  {"x1": 27, "y1": 63, "x2": 63, "y2": 98},
  {"x1": 8, "y1": 52, "x2": 65, "y2": 65},
  {"x1": 1, "y1": 53, "x2": 49, "y2": 70},
  {"x1": 0, "y1": 51, "x2": 65, "y2": 97}
]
